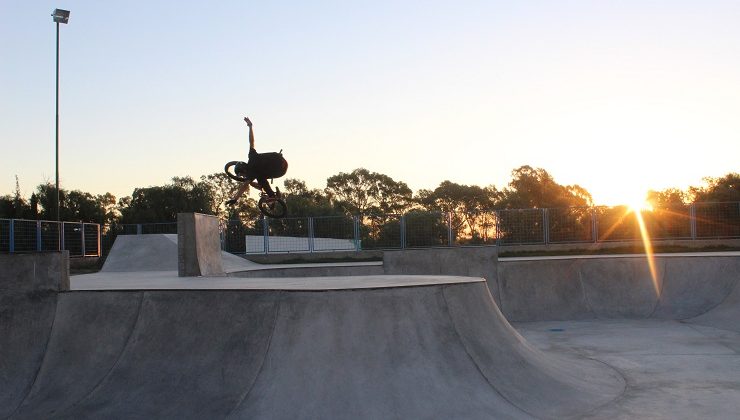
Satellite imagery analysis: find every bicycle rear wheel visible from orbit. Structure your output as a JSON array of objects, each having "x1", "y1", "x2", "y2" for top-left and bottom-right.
[{"x1": 258, "y1": 196, "x2": 287, "y2": 218}]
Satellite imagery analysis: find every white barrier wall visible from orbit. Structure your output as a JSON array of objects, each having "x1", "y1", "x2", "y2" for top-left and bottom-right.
[{"x1": 246, "y1": 236, "x2": 357, "y2": 253}]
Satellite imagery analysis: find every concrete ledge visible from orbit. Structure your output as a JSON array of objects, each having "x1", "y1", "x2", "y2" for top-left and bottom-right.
[{"x1": 0, "y1": 252, "x2": 70, "y2": 293}]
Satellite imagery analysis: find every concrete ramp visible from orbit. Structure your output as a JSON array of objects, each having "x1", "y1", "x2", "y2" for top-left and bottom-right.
[
  {"x1": 102, "y1": 234, "x2": 179, "y2": 272},
  {"x1": 497, "y1": 254, "x2": 740, "y2": 322},
  {"x1": 688, "y1": 258, "x2": 740, "y2": 332},
  {"x1": 102, "y1": 233, "x2": 257, "y2": 274},
  {"x1": 5, "y1": 281, "x2": 624, "y2": 420}
]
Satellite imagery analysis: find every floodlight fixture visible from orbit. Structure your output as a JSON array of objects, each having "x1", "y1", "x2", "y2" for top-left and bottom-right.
[{"x1": 52, "y1": 9, "x2": 70, "y2": 24}]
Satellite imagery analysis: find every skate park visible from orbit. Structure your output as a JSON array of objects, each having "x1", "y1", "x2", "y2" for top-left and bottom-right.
[
  {"x1": 6, "y1": 3, "x2": 740, "y2": 419},
  {"x1": 2, "y1": 213, "x2": 739, "y2": 419}
]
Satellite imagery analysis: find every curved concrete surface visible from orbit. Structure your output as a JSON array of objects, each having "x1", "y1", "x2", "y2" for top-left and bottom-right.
[
  {"x1": 689, "y1": 265, "x2": 740, "y2": 333},
  {"x1": 0, "y1": 253, "x2": 67, "y2": 419},
  {"x1": 497, "y1": 254, "x2": 740, "y2": 323},
  {"x1": 3, "y1": 281, "x2": 624, "y2": 420}
]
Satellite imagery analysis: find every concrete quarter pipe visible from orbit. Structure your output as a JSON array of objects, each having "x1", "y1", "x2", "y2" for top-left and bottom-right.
[{"x1": 2, "y1": 280, "x2": 624, "y2": 419}]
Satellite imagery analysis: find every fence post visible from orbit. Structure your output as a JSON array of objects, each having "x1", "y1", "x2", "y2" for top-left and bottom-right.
[
  {"x1": 262, "y1": 217, "x2": 269, "y2": 255},
  {"x1": 308, "y1": 217, "x2": 315, "y2": 253},
  {"x1": 400, "y1": 215, "x2": 406, "y2": 249},
  {"x1": 137, "y1": 224, "x2": 142, "y2": 235},
  {"x1": 36, "y1": 220, "x2": 42, "y2": 251},
  {"x1": 353, "y1": 216, "x2": 361, "y2": 251},
  {"x1": 591, "y1": 207, "x2": 598, "y2": 242},
  {"x1": 447, "y1": 212, "x2": 454, "y2": 246},
  {"x1": 9, "y1": 219, "x2": 14, "y2": 253},
  {"x1": 543, "y1": 208, "x2": 549, "y2": 245},
  {"x1": 60, "y1": 222, "x2": 65, "y2": 252},
  {"x1": 81, "y1": 223, "x2": 86, "y2": 257},
  {"x1": 690, "y1": 204, "x2": 697, "y2": 240},
  {"x1": 96, "y1": 224, "x2": 102, "y2": 257}
]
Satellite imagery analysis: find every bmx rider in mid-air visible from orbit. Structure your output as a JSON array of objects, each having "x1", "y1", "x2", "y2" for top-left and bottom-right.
[{"x1": 226, "y1": 117, "x2": 288, "y2": 206}]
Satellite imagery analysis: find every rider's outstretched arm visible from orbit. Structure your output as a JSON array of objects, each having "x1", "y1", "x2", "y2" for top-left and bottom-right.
[
  {"x1": 244, "y1": 117, "x2": 255, "y2": 149},
  {"x1": 226, "y1": 180, "x2": 263, "y2": 205},
  {"x1": 226, "y1": 182, "x2": 250, "y2": 205}
]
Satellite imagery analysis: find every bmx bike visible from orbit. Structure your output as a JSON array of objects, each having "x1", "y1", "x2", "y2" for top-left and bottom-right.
[{"x1": 224, "y1": 161, "x2": 288, "y2": 218}]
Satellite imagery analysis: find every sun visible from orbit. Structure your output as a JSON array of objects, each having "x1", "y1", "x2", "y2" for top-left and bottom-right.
[
  {"x1": 619, "y1": 189, "x2": 654, "y2": 212},
  {"x1": 627, "y1": 198, "x2": 654, "y2": 213}
]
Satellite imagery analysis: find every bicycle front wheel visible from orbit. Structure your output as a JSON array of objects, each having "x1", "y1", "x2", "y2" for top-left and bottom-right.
[{"x1": 224, "y1": 161, "x2": 250, "y2": 182}]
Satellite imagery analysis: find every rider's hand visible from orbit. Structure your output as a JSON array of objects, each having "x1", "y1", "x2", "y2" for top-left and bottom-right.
[
  {"x1": 225, "y1": 198, "x2": 237, "y2": 206},
  {"x1": 244, "y1": 117, "x2": 252, "y2": 127}
]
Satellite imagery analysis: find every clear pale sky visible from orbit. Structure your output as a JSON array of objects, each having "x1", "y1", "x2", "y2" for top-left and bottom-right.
[{"x1": 2, "y1": 1, "x2": 739, "y2": 206}]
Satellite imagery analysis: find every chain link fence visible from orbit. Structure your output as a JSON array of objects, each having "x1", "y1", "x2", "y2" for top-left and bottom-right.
[{"x1": 0, "y1": 218, "x2": 101, "y2": 256}]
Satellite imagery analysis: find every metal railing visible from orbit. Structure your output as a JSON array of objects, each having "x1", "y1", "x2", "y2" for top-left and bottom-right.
[
  {"x1": 229, "y1": 202, "x2": 739, "y2": 253},
  {"x1": 107, "y1": 202, "x2": 740, "y2": 254},
  {"x1": 0, "y1": 218, "x2": 101, "y2": 257}
]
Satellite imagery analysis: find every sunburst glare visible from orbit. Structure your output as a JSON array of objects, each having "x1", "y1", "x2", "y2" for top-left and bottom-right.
[{"x1": 631, "y1": 208, "x2": 660, "y2": 296}]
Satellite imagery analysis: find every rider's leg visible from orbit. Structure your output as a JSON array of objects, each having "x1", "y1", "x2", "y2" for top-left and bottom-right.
[{"x1": 257, "y1": 178, "x2": 275, "y2": 197}]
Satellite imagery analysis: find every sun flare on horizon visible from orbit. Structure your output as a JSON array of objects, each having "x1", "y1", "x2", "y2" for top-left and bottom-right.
[{"x1": 631, "y1": 207, "x2": 661, "y2": 297}]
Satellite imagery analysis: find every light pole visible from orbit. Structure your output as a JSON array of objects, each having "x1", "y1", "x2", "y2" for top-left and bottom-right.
[{"x1": 51, "y1": 8, "x2": 69, "y2": 224}]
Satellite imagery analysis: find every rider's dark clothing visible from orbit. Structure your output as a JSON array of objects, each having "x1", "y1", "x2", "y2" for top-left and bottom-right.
[{"x1": 239, "y1": 148, "x2": 288, "y2": 197}]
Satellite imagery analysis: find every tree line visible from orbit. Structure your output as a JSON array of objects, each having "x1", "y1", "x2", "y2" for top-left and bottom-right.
[{"x1": 1, "y1": 167, "x2": 738, "y2": 225}]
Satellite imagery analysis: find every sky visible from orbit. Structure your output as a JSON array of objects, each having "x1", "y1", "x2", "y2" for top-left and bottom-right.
[{"x1": 2, "y1": 0, "x2": 739, "y2": 207}]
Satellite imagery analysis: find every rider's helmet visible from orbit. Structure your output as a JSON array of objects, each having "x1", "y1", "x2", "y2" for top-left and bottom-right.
[{"x1": 235, "y1": 161, "x2": 249, "y2": 177}]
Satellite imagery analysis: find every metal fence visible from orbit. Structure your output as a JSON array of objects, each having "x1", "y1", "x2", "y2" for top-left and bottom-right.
[
  {"x1": 229, "y1": 202, "x2": 739, "y2": 253},
  {"x1": 0, "y1": 218, "x2": 101, "y2": 257},
  {"x1": 108, "y1": 202, "x2": 740, "y2": 254}
]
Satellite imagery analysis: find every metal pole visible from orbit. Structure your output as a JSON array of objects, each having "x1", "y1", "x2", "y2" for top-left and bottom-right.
[
  {"x1": 543, "y1": 208, "x2": 549, "y2": 245},
  {"x1": 81, "y1": 223, "x2": 86, "y2": 257},
  {"x1": 55, "y1": 22, "x2": 60, "y2": 223},
  {"x1": 36, "y1": 220, "x2": 42, "y2": 251},
  {"x1": 307, "y1": 217, "x2": 315, "y2": 253},
  {"x1": 447, "y1": 212, "x2": 453, "y2": 246},
  {"x1": 9, "y1": 220, "x2": 15, "y2": 253},
  {"x1": 400, "y1": 215, "x2": 406, "y2": 249},
  {"x1": 353, "y1": 216, "x2": 361, "y2": 251}
]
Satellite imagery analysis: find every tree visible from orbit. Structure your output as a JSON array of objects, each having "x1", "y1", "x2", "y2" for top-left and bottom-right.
[
  {"x1": 499, "y1": 166, "x2": 592, "y2": 209},
  {"x1": 118, "y1": 176, "x2": 215, "y2": 223},
  {"x1": 32, "y1": 183, "x2": 116, "y2": 224},
  {"x1": 647, "y1": 188, "x2": 688, "y2": 207},
  {"x1": 199, "y1": 172, "x2": 244, "y2": 221},
  {"x1": 0, "y1": 176, "x2": 34, "y2": 219},
  {"x1": 417, "y1": 181, "x2": 499, "y2": 243},
  {"x1": 325, "y1": 168, "x2": 413, "y2": 215},
  {"x1": 282, "y1": 178, "x2": 341, "y2": 217},
  {"x1": 689, "y1": 173, "x2": 740, "y2": 203}
]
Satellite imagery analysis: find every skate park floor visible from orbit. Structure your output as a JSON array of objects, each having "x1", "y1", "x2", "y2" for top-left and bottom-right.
[{"x1": 515, "y1": 319, "x2": 740, "y2": 419}]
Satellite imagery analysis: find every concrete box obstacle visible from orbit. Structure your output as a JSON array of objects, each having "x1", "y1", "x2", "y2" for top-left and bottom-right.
[
  {"x1": 177, "y1": 213, "x2": 225, "y2": 277},
  {"x1": 0, "y1": 251, "x2": 70, "y2": 293}
]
